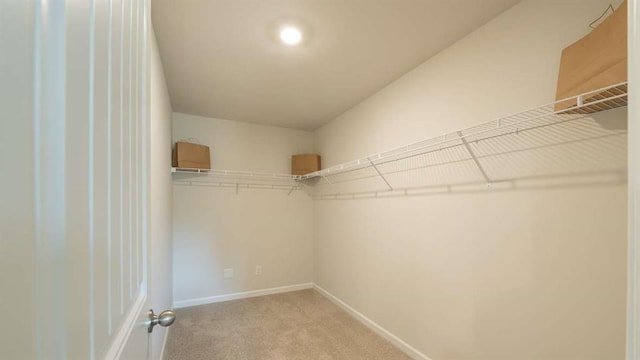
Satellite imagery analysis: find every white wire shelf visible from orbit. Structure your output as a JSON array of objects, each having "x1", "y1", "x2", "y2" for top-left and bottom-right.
[
  {"x1": 300, "y1": 82, "x2": 628, "y2": 199},
  {"x1": 171, "y1": 168, "x2": 305, "y2": 194},
  {"x1": 171, "y1": 82, "x2": 627, "y2": 197}
]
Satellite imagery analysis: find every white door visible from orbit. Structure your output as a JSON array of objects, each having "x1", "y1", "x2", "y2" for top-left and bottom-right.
[{"x1": 0, "y1": 0, "x2": 166, "y2": 359}]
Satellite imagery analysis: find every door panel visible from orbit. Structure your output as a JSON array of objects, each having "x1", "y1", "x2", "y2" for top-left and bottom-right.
[
  {"x1": 110, "y1": 0, "x2": 124, "y2": 329},
  {"x1": 0, "y1": 0, "x2": 152, "y2": 358},
  {"x1": 0, "y1": 1, "x2": 37, "y2": 359},
  {"x1": 67, "y1": 1, "x2": 98, "y2": 358}
]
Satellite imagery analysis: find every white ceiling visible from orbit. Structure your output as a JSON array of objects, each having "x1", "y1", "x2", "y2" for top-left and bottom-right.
[{"x1": 152, "y1": 0, "x2": 520, "y2": 130}]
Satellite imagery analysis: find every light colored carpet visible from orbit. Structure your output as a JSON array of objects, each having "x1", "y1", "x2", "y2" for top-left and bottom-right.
[{"x1": 167, "y1": 289, "x2": 412, "y2": 360}]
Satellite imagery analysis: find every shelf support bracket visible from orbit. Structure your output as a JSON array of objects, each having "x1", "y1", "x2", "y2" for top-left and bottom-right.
[
  {"x1": 321, "y1": 174, "x2": 334, "y2": 187},
  {"x1": 235, "y1": 183, "x2": 239, "y2": 195},
  {"x1": 457, "y1": 131, "x2": 492, "y2": 186},
  {"x1": 367, "y1": 157, "x2": 393, "y2": 191},
  {"x1": 287, "y1": 186, "x2": 295, "y2": 196}
]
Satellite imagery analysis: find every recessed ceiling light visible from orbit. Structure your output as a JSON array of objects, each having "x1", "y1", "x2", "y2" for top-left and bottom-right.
[{"x1": 279, "y1": 26, "x2": 303, "y2": 46}]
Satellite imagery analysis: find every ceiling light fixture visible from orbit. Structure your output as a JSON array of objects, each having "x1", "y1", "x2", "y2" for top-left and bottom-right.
[{"x1": 279, "y1": 26, "x2": 303, "y2": 46}]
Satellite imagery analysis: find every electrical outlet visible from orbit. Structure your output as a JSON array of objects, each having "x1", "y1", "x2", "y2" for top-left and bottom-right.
[
  {"x1": 223, "y1": 268, "x2": 234, "y2": 279},
  {"x1": 255, "y1": 265, "x2": 262, "y2": 276}
]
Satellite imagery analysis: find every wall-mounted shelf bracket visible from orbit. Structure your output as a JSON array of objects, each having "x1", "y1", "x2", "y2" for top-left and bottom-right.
[
  {"x1": 457, "y1": 131, "x2": 493, "y2": 187},
  {"x1": 368, "y1": 157, "x2": 393, "y2": 191},
  {"x1": 321, "y1": 173, "x2": 334, "y2": 186}
]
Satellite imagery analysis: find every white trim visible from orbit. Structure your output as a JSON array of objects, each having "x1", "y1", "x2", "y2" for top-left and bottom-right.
[
  {"x1": 33, "y1": 0, "x2": 68, "y2": 357},
  {"x1": 104, "y1": 293, "x2": 147, "y2": 360},
  {"x1": 159, "y1": 325, "x2": 171, "y2": 360},
  {"x1": 628, "y1": 0, "x2": 639, "y2": 358},
  {"x1": 173, "y1": 283, "x2": 314, "y2": 308},
  {"x1": 313, "y1": 284, "x2": 432, "y2": 360}
]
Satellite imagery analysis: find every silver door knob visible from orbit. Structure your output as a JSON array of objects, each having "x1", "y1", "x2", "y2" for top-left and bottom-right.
[{"x1": 147, "y1": 309, "x2": 176, "y2": 333}]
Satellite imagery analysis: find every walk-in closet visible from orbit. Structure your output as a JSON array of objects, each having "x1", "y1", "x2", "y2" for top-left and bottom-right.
[{"x1": 2, "y1": 0, "x2": 638, "y2": 359}]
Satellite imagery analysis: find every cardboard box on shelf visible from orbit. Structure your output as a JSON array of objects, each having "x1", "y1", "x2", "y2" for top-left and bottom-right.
[
  {"x1": 292, "y1": 154, "x2": 321, "y2": 175},
  {"x1": 172, "y1": 141, "x2": 211, "y2": 169},
  {"x1": 555, "y1": 0, "x2": 627, "y2": 112}
]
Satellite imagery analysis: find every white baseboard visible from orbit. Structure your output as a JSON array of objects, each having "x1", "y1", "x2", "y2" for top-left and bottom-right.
[
  {"x1": 173, "y1": 282, "x2": 314, "y2": 308},
  {"x1": 313, "y1": 284, "x2": 432, "y2": 360}
]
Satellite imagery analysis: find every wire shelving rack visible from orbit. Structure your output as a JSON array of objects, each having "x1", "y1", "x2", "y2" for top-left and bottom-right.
[
  {"x1": 171, "y1": 82, "x2": 627, "y2": 198},
  {"x1": 299, "y1": 82, "x2": 628, "y2": 199},
  {"x1": 171, "y1": 168, "x2": 305, "y2": 194}
]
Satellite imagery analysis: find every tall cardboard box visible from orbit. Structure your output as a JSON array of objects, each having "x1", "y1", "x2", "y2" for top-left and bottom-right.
[
  {"x1": 555, "y1": 1, "x2": 627, "y2": 112},
  {"x1": 292, "y1": 154, "x2": 321, "y2": 175},
  {"x1": 172, "y1": 142, "x2": 211, "y2": 169}
]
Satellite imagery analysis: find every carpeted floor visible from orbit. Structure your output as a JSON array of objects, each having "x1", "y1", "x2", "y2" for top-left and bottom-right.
[{"x1": 166, "y1": 289, "x2": 412, "y2": 360}]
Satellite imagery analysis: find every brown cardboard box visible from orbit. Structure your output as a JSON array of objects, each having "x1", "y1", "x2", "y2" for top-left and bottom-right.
[
  {"x1": 292, "y1": 154, "x2": 321, "y2": 175},
  {"x1": 555, "y1": 1, "x2": 627, "y2": 112},
  {"x1": 172, "y1": 142, "x2": 211, "y2": 169}
]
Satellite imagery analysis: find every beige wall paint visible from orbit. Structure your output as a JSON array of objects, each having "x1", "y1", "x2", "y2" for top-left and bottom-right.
[
  {"x1": 314, "y1": 0, "x2": 627, "y2": 359},
  {"x1": 172, "y1": 113, "x2": 315, "y2": 303},
  {"x1": 150, "y1": 26, "x2": 174, "y2": 359}
]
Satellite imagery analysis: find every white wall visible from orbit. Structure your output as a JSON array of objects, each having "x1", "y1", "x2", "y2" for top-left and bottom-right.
[
  {"x1": 172, "y1": 113, "x2": 315, "y2": 304},
  {"x1": 314, "y1": 1, "x2": 627, "y2": 359},
  {"x1": 150, "y1": 26, "x2": 173, "y2": 360}
]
